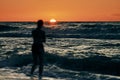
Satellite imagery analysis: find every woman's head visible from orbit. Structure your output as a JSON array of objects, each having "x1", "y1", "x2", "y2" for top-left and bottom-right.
[{"x1": 37, "y1": 20, "x2": 44, "y2": 28}]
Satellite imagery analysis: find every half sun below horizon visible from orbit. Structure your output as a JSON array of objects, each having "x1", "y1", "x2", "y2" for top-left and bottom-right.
[{"x1": 50, "y1": 19, "x2": 57, "y2": 23}]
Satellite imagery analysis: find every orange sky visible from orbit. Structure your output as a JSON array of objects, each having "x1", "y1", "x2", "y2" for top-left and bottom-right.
[{"x1": 0, "y1": 0, "x2": 120, "y2": 21}]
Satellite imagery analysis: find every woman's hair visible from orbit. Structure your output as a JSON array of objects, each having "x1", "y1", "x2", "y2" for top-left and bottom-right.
[{"x1": 37, "y1": 20, "x2": 44, "y2": 28}]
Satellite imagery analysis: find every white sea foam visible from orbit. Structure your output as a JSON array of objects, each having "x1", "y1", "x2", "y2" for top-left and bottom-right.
[{"x1": 0, "y1": 22, "x2": 120, "y2": 79}]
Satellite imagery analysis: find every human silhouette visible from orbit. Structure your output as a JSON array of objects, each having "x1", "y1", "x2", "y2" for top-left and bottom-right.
[{"x1": 30, "y1": 20, "x2": 46, "y2": 80}]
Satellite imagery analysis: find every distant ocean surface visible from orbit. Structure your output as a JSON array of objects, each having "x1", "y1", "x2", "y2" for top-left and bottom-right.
[
  {"x1": 0, "y1": 22, "x2": 120, "y2": 39},
  {"x1": 0, "y1": 22, "x2": 120, "y2": 80}
]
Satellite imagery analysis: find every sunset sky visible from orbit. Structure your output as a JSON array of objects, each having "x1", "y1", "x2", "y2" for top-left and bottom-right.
[{"x1": 0, "y1": 0, "x2": 120, "y2": 21}]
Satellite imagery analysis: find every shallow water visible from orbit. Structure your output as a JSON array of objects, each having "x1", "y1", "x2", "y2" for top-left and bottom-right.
[{"x1": 0, "y1": 22, "x2": 120, "y2": 80}]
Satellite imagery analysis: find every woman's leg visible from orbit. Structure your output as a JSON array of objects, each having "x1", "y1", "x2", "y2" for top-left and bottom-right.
[
  {"x1": 31, "y1": 53, "x2": 38, "y2": 75},
  {"x1": 38, "y1": 49, "x2": 44, "y2": 77},
  {"x1": 39, "y1": 55, "x2": 43, "y2": 76}
]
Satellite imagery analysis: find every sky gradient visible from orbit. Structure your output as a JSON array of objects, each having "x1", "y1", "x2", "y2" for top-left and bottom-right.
[{"x1": 0, "y1": 0, "x2": 120, "y2": 21}]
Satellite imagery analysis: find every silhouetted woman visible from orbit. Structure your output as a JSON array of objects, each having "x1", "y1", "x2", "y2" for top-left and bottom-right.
[{"x1": 31, "y1": 20, "x2": 46, "y2": 80}]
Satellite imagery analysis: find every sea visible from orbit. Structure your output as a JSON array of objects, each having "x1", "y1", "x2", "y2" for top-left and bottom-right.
[{"x1": 0, "y1": 21, "x2": 120, "y2": 80}]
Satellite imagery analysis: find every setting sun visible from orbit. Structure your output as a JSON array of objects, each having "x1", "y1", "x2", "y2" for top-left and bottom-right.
[{"x1": 50, "y1": 19, "x2": 56, "y2": 23}]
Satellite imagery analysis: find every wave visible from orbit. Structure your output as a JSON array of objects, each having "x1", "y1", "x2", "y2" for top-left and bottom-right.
[
  {"x1": 0, "y1": 52, "x2": 120, "y2": 76},
  {"x1": 0, "y1": 25, "x2": 19, "y2": 31},
  {"x1": 0, "y1": 22, "x2": 120, "y2": 39},
  {"x1": 45, "y1": 53, "x2": 120, "y2": 76}
]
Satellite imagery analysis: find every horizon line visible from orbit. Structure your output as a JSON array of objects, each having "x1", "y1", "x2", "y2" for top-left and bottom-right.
[{"x1": 0, "y1": 20, "x2": 120, "y2": 23}]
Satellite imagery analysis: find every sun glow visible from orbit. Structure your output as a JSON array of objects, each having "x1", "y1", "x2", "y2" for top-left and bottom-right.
[
  {"x1": 48, "y1": 18, "x2": 57, "y2": 28},
  {"x1": 50, "y1": 18, "x2": 56, "y2": 23}
]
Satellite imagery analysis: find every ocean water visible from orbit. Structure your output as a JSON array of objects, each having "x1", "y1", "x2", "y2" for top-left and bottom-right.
[{"x1": 0, "y1": 22, "x2": 120, "y2": 80}]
